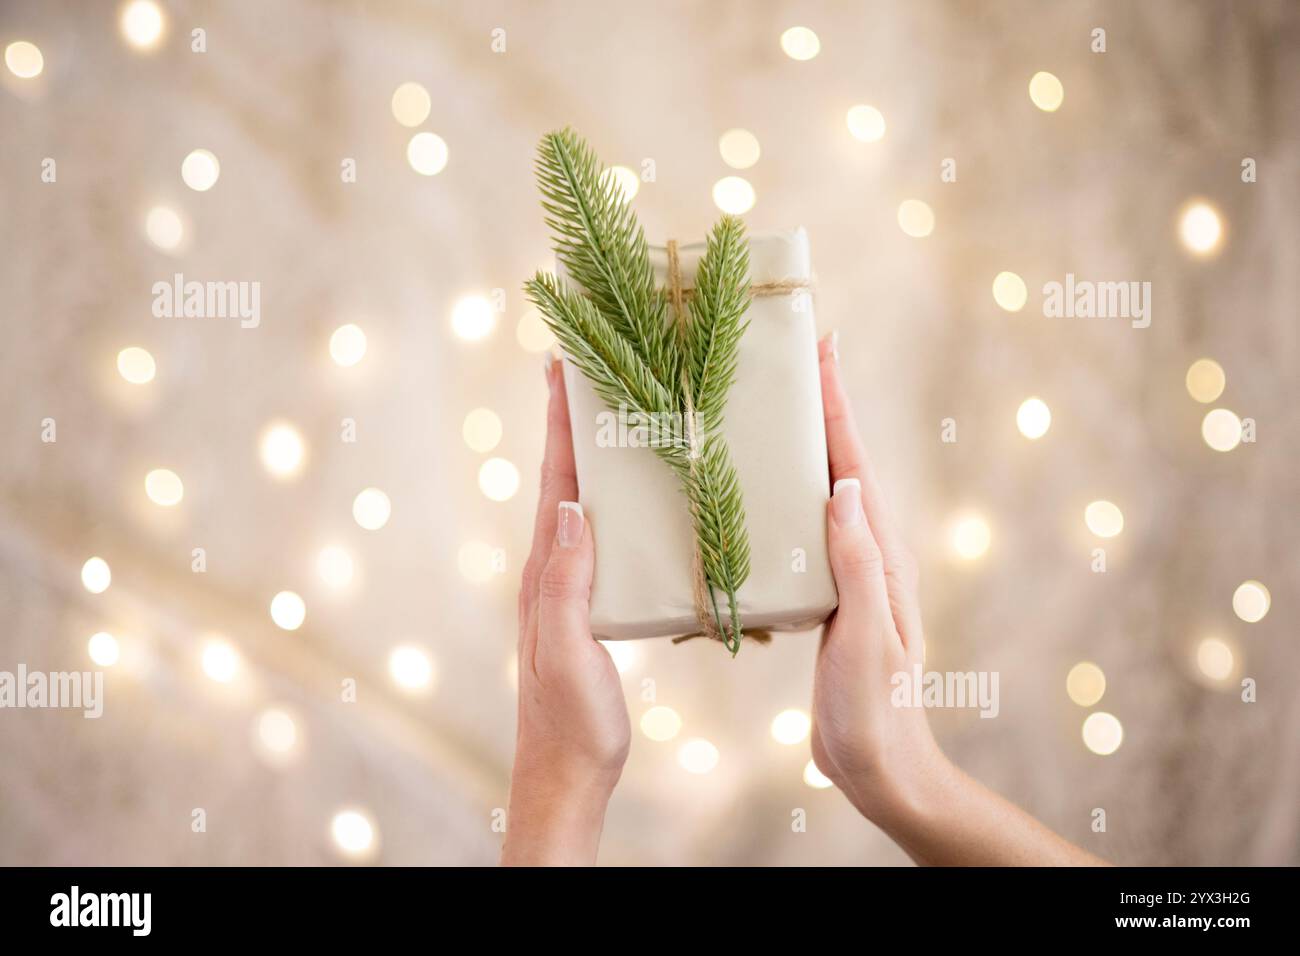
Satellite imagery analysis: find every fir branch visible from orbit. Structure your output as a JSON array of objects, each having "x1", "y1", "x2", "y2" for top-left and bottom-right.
[{"x1": 686, "y1": 215, "x2": 752, "y2": 437}]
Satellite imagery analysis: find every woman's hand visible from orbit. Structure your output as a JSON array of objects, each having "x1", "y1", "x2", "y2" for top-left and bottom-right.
[
  {"x1": 812, "y1": 333, "x2": 1104, "y2": 866},
  {"x1": 500, "y1": 357, "x2": 630, "y2": 866}
]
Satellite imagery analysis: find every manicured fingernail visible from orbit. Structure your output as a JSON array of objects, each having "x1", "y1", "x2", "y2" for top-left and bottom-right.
[
  {"x1": 831, "y1": 478, "x2": 863, "y2": 527},
  {"x1": 830, "y1": 330, "x2": 839, "y2": 363},
  {"x1": 542, "y1": 355, "x2": 555, "y2": 391},
  {"x1": 557, "y1": 501, "x2": 583, "y2": 548}
]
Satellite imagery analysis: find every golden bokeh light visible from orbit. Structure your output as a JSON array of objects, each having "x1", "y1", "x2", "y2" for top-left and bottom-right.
[
  {"x1": 316, "y1": 545, "x2": 355, "y2": 590},
  {"x1": 1195, "y1": 636, "x2": 1237, "y2": 683},
  {"x1": 515, "y1": 309, "x2": 556, "y2": 352},
  {"x1": 1178, "y1": 200, "x2": 1223, "y2": 256},
  {"x1": 718, "y1": 128, "x2": 761, "y2": 169},
  {"x1": 770, "y1": 708, "x2": 812, "y2": 745},
  {"x1": 1081, "y1": 712, "x2": 1123, "y2": 756},
  {"x1": 88, "y1": 632, "x2": 121, "y2": 667},
  {"x1": 144, "y1": 205, "x2": 185, "y2": 252},
  {"x1": 677, "y1": 738, "x2": 720, "y2": 774},
  {"x1": 600, "y1": 639, "x2": 638, "y2": 674},
  {"x1": 254, "y1": 707, "x2": 300, "y2": 763},
  {"x1": 407, "y1": 131, "x2": 449, "y2": 176},
  {"x1": 451, "y1": 294, "x2": 496, "y2": 341},
  {"x1": 144, "y1": 468, "x2": 184, "y2": 506},
  {"x1": 352, "y1": 487, "x2": 391, "y2": 530},
  {"x1": 803, "y1": 760, "x2": 833, "y2": 789},
  {"x1": 330, "y1": 809, "x2": 378, "y2": 859},
  {"x1": 1028, "y1": 71, "x2": 1065, "y2": 111},
  {"x1": 600, "y1": 165, "x2": 639, "y2": 202},
  {"x1": 896, "y1": 199, "x2": 934, "y2": 238},
  {"x1": 462, "y1": 408, "x2": 503, "y2": 453},
  {"x1": 269, "y1": 590, "x2": 306, "y2": 631},
  {"x1": 117, "y1": 346, "x2": 156, "y2": 385},
  {"x1": 478, "y1": 457, "x2": 520, "y2": 502},
  {"x1": 329, "y1": 323, "x2": 367, "y2": 367},
  {"x1": 992, "y1": 271, "x2": 1028, "y2": 312},
  {"x1": 1065, "y1": 661, "x2": 1106, "y2": 707},
  {"x1": 1232, "y1": 580, "x2": 1270, "y2": 623},
  {"x1": 201, "y1": 639, "x2": 240, "y2": 683},
  {"x1": 389, "y1": 645, "x2": 435, "y2": 692},
  {"x1": 846, "y1": 104, "x2": 886, "y2": 142},
  {"x1": 81, "y1": 557, "x2": 112, "y2": 594},
  {"x1": 640, "y1": 705, "x2": 683, "y2": 742},
  {"x1": 1201, "y1": 408, "x2": 1242, "y2": 452},
  {"x1": 1184, "y1": 358, "x2": 1225, "y2": 403},
  {"x1": 181, "y1": 148, "x2": 221, "y2": 192},
  {"x1": 949, "y1": 513, "x2": 991, "y2": 561},
  {"x1": 1084, "y1": 500, "x2": 1124, "y2": 538},
  {"x1": 259, "y1": 421, "x2": 306, "y2": 479},
  {"x1": 780, "y1": 26, "x2": 820, "y2": 61},
  {"x1": 712, "y1": 176, "x2": 755, "y2": 215},
  {"x1": 4, "y1": 41, "x2": 44, "y2": 79},
  {"x1": 1016, "y1": 397, "x2": 1051, "y2": 439},
  {"x1": 390, "y1": 81, "x2": 431, "y2": 127},
  {"x1": 119, "y1": 1, "x2": 166, "y2": 51}
]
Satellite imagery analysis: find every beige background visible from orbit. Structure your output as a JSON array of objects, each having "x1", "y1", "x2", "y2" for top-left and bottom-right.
[{"x1": 1, "y1": 0, "x2": 1296, "y2": 865}]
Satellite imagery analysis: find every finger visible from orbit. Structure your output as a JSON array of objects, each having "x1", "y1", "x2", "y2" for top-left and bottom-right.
[
  {"x1": 520, "y1": 356, "x2": 579, "y2": 625},
  {"x1": 826, "y1": 477, "x2": 898, "y2": 648},
  {"x1": 535, "y1": 501, "x2": 595, "y2": 668},
  {"x1": 819, "y1": 334, "x2": 923, "y2": 651}
]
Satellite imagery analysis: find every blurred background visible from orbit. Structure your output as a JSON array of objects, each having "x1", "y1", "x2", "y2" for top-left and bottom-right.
[{"x1": 1, "y1": 0, "x2": 1296, "y2": 865}]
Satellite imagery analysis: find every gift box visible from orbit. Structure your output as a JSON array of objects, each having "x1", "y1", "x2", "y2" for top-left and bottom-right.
[{"x1": 560, "y1": 228, "x2": 838, "y2": 641}]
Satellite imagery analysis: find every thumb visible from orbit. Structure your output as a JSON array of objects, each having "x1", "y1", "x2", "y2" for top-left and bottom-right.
[
  {"x1": 537, "y1": 501, "x2": 595, "y2": 648},
  {"x1": 826, "y1": 478, "x2": 894, "y2": 635}
]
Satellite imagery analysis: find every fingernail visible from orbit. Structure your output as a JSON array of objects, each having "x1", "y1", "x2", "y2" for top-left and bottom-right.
[
  {"x1": 557, "y1": 501, "x2": 583, "y2": 548},
  {"x1": 542, "y1": 355, "x2": 555, "y2": 391},
  {"x1": 831, "y1": 478, "x2": 863, "y2": 527},
  {"x1": 830, "y1": 330, "x2": 840, "y2": 363}
]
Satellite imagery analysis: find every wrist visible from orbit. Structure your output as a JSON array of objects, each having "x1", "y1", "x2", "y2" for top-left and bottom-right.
[
  {"x1": 501, "y1": 749, "x2": 620, "y2": 866},
  {"x1": 845, "y1": 740, "x2": 954, "y2": 832}
]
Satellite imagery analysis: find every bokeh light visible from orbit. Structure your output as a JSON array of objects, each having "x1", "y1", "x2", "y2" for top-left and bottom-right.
[
  {"x1": 712, "y1": 176, "x2": 755, "y2": 215},
  {"x1": 144, "y1": 468, "x2": 184, "y2": 506},
  {"x1": 462, "y1": 408, "x2": 503, "y2": 453},
  {"x1": 1185, "y1": 358, "x2": 1225, "y2": 403},
  {"x1": 1201, "y1": 408, "x2": 1242, "y2": 452},
  {"x1": 88, "y1": 632, "x2": 121, "y2": 667},
  {"x1": 1084, "y1": 500, "x2": 1124, "y2": 538},
  {"x1": 1016, "y1": 397, "x2": 1051, "y2": 439},
  {"x1": 1066, "y1": 661, "x2": 1106, "y2": 707},
  {"x1": 896, "y1": 199, "x2": 934, "y2": 238},
  {"x1": 451, "y1": 294, "x2": 496, "y2": 341},
  {"x1": 330, "y1": 809, "x2": 378, "y2": 860},
  {"x1": 640, "y1": 705, "x2": 682, "y2": 742},
  {"x1": 390, "y1": 81, "x2": 431, "y2": 127},
  {"x1": 600, "y1": 640, "x2": 638, "y2": 675},
  {"x1": 950, "y1": 513, "x2": 991, "y2": 560},
  {"x1": 780, "y1": 26, "x2": 820, "y2": 60},
  {"x1": 677, "y1": 738, "x2": 720, "y2": 774},
  {"x1": 316, "y1": 545, "x2": 355, "y2": 590},
  {"x1": 201, "y1": 639, "x2": 240, "y2": 683},
  {"x1": 1195, "y1": 636, "x2": 1237, "y2": 683},
  {"x1": 329, "y1": 324, "x2": 367, "y2": 367},
  {"x1": 516, "y1": 309, "x2": 556, "y2": 352},
  {"x1": 770, "y1": 708, "x2": 812, "y2": 745},
  {"x1": 259, "y1": 422, "x2": 306, "y2": 479},
  {"x1": 992, "y1": 271, "x2": 1028, "y2": 312},
  {"x1": 478, "y1": 457, "x2": 520, "y2": 502},
  {"x1": 117, "y1": 346, "x2": 156, "y2": 385},
  {"x1": 1232, "y1": 580, "x2": 1270, "y2": 623},
  {"x1": 1028, "y1": 71, "x2": 1065, "y2": 111},
  {"x1": 81, "y1": 557, "x2": 111, "y2": 594},
  {"x1": 803, "y1": 760, "x2": 833, "y2": 790},
  {"x1": 254, "y1": 707, "x2": 300, "y2": 763},
  {"x1": 181, "y1": 149, "x2": 221, "y2": 192},
  {"x1": 389, "y1": 645, "x2": 435, "y2": 692},
  {"x1": 1081, "y1": 712, "x2": 1123, "y2": 755},
  {"x1": 144, "y1": 205, "x2": 185, "y2": 252},
  {"x1": 718, "y1": 128, "x2": 761, "y2": 169},
  {"x1": 600, "y1": 165, "x2": 639, "y2": 202},
  {"x1": 269, "y1": 591, "x2": 306, "y2": 631},
  {"x1": 119, "y1": 1, "x2": 166, "y2": 51},
  {"x1": 4, "y1": 41, "x2": 44, "y2": 79},
  {"x1": 846, "y1": 104, "x2": 886, "y2": 142},
  {"x1": 1179, "y1": 200, "x2": 1223, "y2": 256},
  {"x1": 407, "y1": 132, "x2": 449, "y2": 176},
  {"x1": 352, "y1": 488, "x2": 391, "y2": 530}
]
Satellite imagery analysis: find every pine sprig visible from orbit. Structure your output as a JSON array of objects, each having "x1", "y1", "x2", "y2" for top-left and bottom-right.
[{"x1": 526, "y1": 127, "x2": 754, "y2": 654}]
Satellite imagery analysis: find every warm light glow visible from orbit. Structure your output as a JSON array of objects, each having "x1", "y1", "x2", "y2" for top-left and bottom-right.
[
  {"x1": 4, "y1": 41, "x2": 43, "y2": 78},
  {"x1": 88, "y1": 632, "x2": 121, "y2": 667},
  {"x1": 457, "y1": 541, "x2": 498, "y2": 584},
  {"x1": 600, "y1": 165, "x2": 639, "y2": 202},
  {"x1": 1179, "y1": 200, "x2": 1223, "y2": 256},
  {"x1": 145, "y1": 468, "x2": 184, "y2": 506},
  {"x1": 718, "y1": 128, "x2": 761, "y2": 169},
  {"x1": 804, "y1": 760, "x2": 833, "y2": 789},
  {"x1": 329, "y1": 324, "x2": 367, "y2": 367},
  {"x1": 600, "y1": 640, "x2": 638, "y2": 675},
  {"x1": 201, "y1": 639, "x2": 240, "y2": 683},
  {"x1": 181, "y1": 149, "x2": 221, "y2": 192},
  {"x1": 270, "y1": 591, "x2": 306, "y2": 631},
  {"x1": 462, "y1": 408, "x2": 503, "y2": 453},
  {"x1": 145, "y1": 205, "x2": 184, "y2": 252},
  {"x1": 1016, "y1": 397, "x2": 1051, "y2": 439},
  {"x1": 478, "y1": 457, "x2": 520, "y2": 502},
  {"x1": 1081, "y1": 712, "x2": 1123, "y2": 755},
  {"x1": 1201, "y1": 408, "x2": 1242, "y2": 452},
  {"x1": 330, "y1": 809, "x2": 377, "y2": 859},
  {"x1": 451, "y1": 294, "x2": 496, "y2": 341},
  {"x1": 712, "y1": 176, "x2": 755, "y2": 215},
  {"x1": 1084, "y1": 500, "x2": 1124, "y2": 538},
  {"x1": 896, "y1": 199, "x2": 934, "y2": 238},
  {"x1": 846, "y1": 105, "x2": 886, "y2": 142},
  {"x1": 1185, "y1": 358, "x2": 1225, "y2": 403},
  {"x1": 81, "y1": 557, "x2": 111, "y2": 594},
  {"x1": 780, "y1": 26, "x2": 820, "y2": 60},
  {"x1": 1028, "y1": 71, "x2": 1065, "y2": 111},
  {"x1": 390, "y1": 81, "x2": 431, "y2": 127},
  {"x1": 640, "y1": 705, "x2": 682, "y2": 742},
  {"x1": 259, "y1": 422, "x2": 306, "y2": 478},
  {"x1": 1232, "y1": 580, "x2": 1270, "y2": 623},
  {"x1": 407, "y1": 131, "x2": 449, "y2": 176},
  {"x1": 352, "y1": 487, "x2": 391, "y2": 530},
  {"x1": 950, "y1": 514, "x2": 991, "y2": 560},
  {"x1": 117, "y1": 346, "x2": 156, "y2": 384},
  {"x1": 1195, "y1": 637, "x2": 1236, "y2": 682},
  {"x1": 677, "y1": 738, "x2": 720, "y2": 774},
  {"x1": 389, "y1": 645, "x2": 435, "y2": 692},
  {"x1": 119, "y1": 1, "x2": 165, "y2": 50},
  {"x1": 1066, "y1": 661, "x2": 1106, "y2": 707},
  {"x1": 992, "y1": 271, "x2": 1028, "y2": 312},
  {"x1": 255, "y1": 707, "x2": 299, "y2": 760},
  {"x1": 770, "y1": 708, "x2": 811, "y2": 745},
  {"x1": 516, "y1": 309, "x2": 556, "y2": 352},
  {"x1": 316, "y1": 545, "x2": 355, "y2": 589}
]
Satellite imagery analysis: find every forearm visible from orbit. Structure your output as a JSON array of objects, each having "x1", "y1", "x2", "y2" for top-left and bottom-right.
[
  {"x1": 500, "y1": 756, "x2": 618, "y2": 866},
  {"x1": 870, "y1": 755, "x2": 1108, "y2": 867}
]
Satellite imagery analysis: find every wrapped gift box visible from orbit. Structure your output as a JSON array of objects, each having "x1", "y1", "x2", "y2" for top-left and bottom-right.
[{"x1": 560, "y1": 228, "x2": 838, "y2": 641}]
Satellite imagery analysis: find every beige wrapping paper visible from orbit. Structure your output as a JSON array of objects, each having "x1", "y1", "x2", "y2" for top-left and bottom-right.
[{"x1": 560, "y1": 228, "x2": 838, "y2": 641}]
